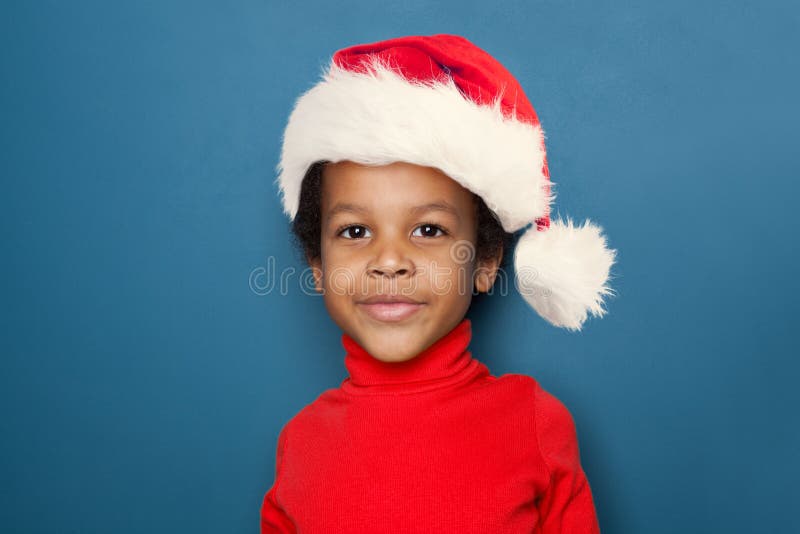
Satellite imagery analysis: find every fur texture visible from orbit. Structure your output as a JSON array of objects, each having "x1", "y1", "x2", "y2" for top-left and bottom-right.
[
  {"x1": 275, "y1": 57, "x2": 552, "y2": 233},
  {"x1": 514, "y1": 217, "x2": 618, "y2": 331}
]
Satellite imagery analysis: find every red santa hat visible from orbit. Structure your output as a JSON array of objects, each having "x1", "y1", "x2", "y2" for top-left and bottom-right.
[{"x1": 275, "y1": 33, "x2": 617, "y2": 331}]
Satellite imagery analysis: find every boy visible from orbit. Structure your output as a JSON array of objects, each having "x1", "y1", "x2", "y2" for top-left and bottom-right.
[{"x1": 262, "y1": 34, "x2": 616, "y2": 533}]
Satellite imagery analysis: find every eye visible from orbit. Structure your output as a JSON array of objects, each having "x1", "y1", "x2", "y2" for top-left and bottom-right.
[
  {"x1": 337, "y1": 225, "x2": 372, "y2": 239},
  {"x1": 412, "y1": 223, "x2": 448, "y2": 238}
]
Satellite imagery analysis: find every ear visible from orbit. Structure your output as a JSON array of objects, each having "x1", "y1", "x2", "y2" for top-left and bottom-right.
[
  {"x1": 474, "y1": 248, "x2": 503, "y2": 294},
  {"x1": 307, "y1": 254, "x2": 324, "y2": 293}
]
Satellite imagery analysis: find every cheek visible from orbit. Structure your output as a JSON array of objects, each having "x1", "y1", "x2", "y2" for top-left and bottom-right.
[
  {"x1": 447, "y1": 239, "x2": 479, "y2": 266},
  {"x1": 323, "y1": 264, "x2": 356, "y2": 296},
  {"x1": 321, "y1": 253, "x2": 368, "y2": 296},
  {"x1": 422, "y1": 259, "x2": 475, "y2": 298}
]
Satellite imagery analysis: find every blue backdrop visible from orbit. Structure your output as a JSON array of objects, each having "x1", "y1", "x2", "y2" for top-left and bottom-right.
[{"x1": 2, "y1": 1, "x2": 798, "y2": 532}]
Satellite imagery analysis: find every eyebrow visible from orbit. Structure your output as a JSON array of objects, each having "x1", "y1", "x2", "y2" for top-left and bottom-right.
[{"x1": 325, "y1": 201, "x2": 460, "y2": 225}]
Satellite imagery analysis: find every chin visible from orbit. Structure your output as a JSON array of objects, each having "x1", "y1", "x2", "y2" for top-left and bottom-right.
[
  {"x1": 363, "y1": 334, "x2": 425, "y2": 362},
  {"x1": 373, "y1": 349, "x2": 420, "y2": 364}
]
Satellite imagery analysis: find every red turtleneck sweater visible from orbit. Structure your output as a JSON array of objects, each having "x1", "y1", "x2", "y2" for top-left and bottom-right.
[{"x1": 260, "y1": 319, "x2": 601, "y2": 533}]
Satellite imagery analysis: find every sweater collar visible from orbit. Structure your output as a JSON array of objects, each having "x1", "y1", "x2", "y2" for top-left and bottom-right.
[{"x1": 340, "y1": 318, "x2": 482, "y2": 395}]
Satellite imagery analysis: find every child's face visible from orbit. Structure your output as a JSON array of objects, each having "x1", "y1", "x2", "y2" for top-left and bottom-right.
[{"x1": 309, "y1": 160, "x2": 501, "y2": 363}]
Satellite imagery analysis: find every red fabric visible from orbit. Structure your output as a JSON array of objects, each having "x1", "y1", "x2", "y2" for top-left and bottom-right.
[
  {"x1": 261, "y1": 318, "x2": 601, "y2": 533},
  {"x1": 332, "y1": 33, "x2": 551, "y2": 232}
]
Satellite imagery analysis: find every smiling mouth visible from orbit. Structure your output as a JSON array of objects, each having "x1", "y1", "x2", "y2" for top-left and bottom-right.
[{"x1": 357, "y1": 302, "x2": 426, "y2": 323}]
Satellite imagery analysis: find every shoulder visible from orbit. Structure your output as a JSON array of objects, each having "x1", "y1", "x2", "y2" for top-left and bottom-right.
[
  {"x1": 481, "y1": 373, "x2": 574, "y2": 428},
  {"x1": 499, "y1": 373, "x2": 575, "y2": 424},
  {"x1": 276, "y1": 386, "x2": 344, "y2": 440},
  {"x1": 497, "y1": 373, "x2": 580, "y2": 456},
  {"x1": 490, "y1": 373, "x2": 569, "y2": 411},
  {"x1": 513, "y1": 374, "x2": 583, "y2": 479}
]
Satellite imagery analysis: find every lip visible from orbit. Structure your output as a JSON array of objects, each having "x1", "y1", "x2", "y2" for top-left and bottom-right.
[
  {"x1": 357, "y1": 301, "x2": 426, "y2": 323},
  {"x1": 359, "y1": 294, "x2": 422, "y2": 305}
]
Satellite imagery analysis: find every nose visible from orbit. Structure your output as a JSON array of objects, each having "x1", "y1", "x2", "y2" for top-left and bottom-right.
[{"x1": 367, "y1": 236, "x2": 415, "y2": 279}]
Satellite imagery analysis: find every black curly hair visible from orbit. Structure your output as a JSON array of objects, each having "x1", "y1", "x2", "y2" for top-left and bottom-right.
[{"x1": 288, "y1": 161, "x2": 518, "y2": 290}]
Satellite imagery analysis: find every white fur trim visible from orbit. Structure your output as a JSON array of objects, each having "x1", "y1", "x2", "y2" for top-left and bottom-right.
[
  {"x1": 514, "y1": 217, "x2": 617, "y2": 331},
  {"x1": 276, "y1": 56, "x2": 552, "y2": 233}
]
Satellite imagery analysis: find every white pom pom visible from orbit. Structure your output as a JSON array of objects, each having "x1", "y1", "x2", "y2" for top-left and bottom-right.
[{"x1": 513, "y1": 216, "x2": 618, "y2": 331}]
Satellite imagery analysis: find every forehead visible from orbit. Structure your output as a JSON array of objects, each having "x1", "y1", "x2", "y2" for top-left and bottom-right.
[{"x1": 320, "y1": 160, "x2": 474, "y2": 208}]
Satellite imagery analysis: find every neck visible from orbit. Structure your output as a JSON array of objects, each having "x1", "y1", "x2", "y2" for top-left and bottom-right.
[{"x1": 340, "y1": 319, "x2": 483, "y2": 395}]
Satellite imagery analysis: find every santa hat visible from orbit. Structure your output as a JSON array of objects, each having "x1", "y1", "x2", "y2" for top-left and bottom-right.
[{"x1": 275, "y1": 34, "x2": 617, "y2": 331}]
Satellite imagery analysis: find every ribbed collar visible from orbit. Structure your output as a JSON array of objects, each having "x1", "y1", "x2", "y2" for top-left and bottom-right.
[{"x1": 340, "y1": 318, "x2": 484, "y2": 396}]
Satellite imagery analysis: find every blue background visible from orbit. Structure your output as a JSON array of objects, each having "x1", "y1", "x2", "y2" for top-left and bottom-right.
[{"x1": 2, "y1": 1, "x2": 798, "y2": 532}]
